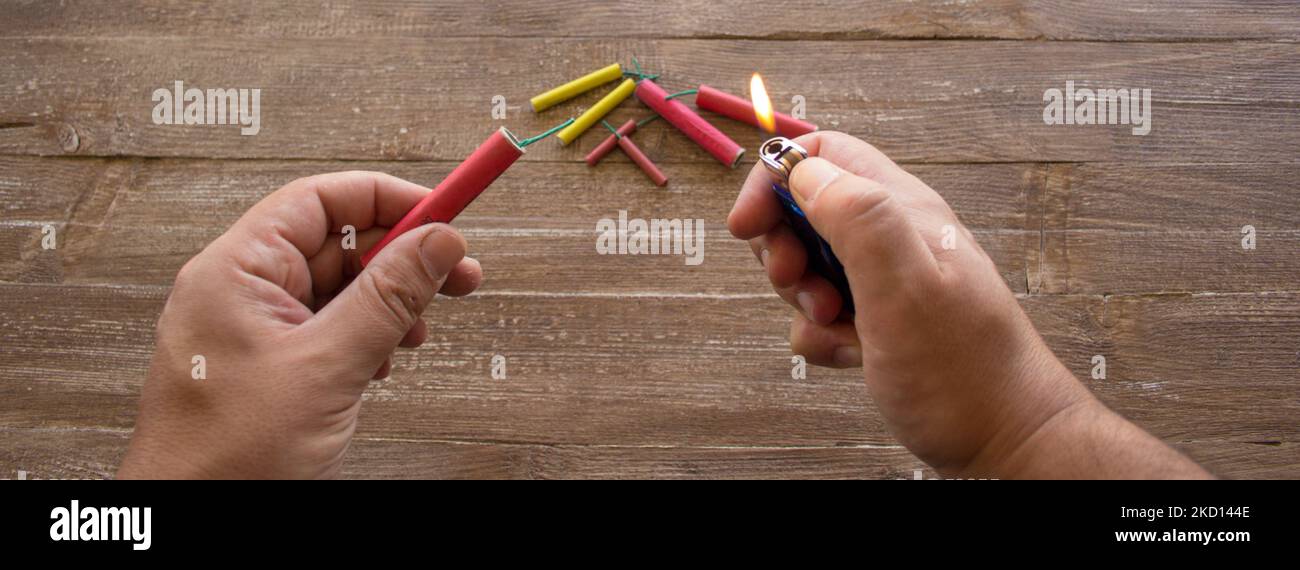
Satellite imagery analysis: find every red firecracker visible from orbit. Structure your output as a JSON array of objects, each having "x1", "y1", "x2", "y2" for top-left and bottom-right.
[
  {"x1": 635, "y1": 80, "x2": 745, "y2": 168},
  {"x1": 362, "y1": 127, "x2": 523, "y2": 266}
]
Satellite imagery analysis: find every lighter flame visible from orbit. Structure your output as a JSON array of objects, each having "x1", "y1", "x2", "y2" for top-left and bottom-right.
[{"x1": 750, "y1": 73, "x2": 776, "y2": 134}]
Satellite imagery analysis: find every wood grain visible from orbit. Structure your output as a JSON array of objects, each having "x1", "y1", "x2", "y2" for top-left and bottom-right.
[
  {"x1": 1, "y1": 2, "x2": 1295, "y2": 478},
  {"x1": 1, "y1": 428, "x2": 1293, "y2": 480},
  {"x1": 1037, "y1": 163, "x2": 1300, "y2": 294},
  {"x1": 0, "y1": 157, "x2": 1032, "y2": 294},
  {"x1": 6, "y1": 157, "x2": 1296, "y2": 296},
  {"x1": 2, "y1": 283, "x2": 1295, "y2": 448},
  {"x1": 4, "y1": 1, "x2": 1298, "y2": 41},
  {"x1": 1, "y1": 39, "x2": 1296, "y2": 162}
]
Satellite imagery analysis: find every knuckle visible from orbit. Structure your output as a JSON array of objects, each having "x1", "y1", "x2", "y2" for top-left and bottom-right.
[
  {"x1": 358, "y1": 267, "x2": 423, "y2": 329},
  {"x1": 174, "y1": 258, "x2": 203, "y2": 284},
  {"x1": 336, "y1": 169, "x2": 378, "y2": 186},
  {"x1": 787, "y1": 316, "x2": 825, "y2": 360},
  {"x1": 170, "y1": 257, "x2": 216, "y2": 300},
  {"x1": 837, "y1": 181, "x2": 896, "y2": 226},
  {"x1": 788, "y1": 318, "x2": 813, "y2": 352},
  {"x1": 285, "y1": 173, "x2": 325, "y2": 192},
  {"x1": 813, "y1": 179, "x2": 897, "y2": 248},
  {"x1": 284, "y1": 171, "x2": 370, "y2": 195}
]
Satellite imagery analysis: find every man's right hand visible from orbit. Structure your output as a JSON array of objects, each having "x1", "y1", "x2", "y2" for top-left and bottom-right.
[{"x1": 728, "y1": 131, "x2": 1210, "y2": 479}]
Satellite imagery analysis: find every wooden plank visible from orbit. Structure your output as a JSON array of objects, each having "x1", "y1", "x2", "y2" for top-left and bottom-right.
[
  {"x1": 0, "y1": 428, "x2": 525, "y2": 479},
  {"x1": 0, "y1": 283, "x2": 891, "y2": 445},
  {"x1": 0, "y1": 428, "x2": 907, "y2": 480},
  {"x1": 1091, "y1": 291, "x2": 1300, "y2": 443},
  {"x1": 0, "y1": 223, "x2": 65, "y2": 283},
  {"x1": 458, "y1": 444, "x2": 924, "y2": 480},
  {"x1": 1059, "y1": 163, "x2": 1300, "y2": 232},
  {"x1": 1, "y1": 428, "x2": 1292, "y2": 479},
  {"x1": 0, "y1": 156, "x2": 105, "y2": 221},
  {"x1": 1, "y1": 39, "x2": 1296, "y2": 162},
  {"x1": 0, "y1": 156, "x2": 138, "y2": 282},
  {"x1": 40, "y1": 159, "x2": 1027, "y2": 231},
  {"x1": 1, "y1": 283, "x2": 1295, "y2": 447},
  {"x1": 1042, "y1": 230, "x2": 1300, "y2": 294},
  {"x1": 0, "y1": 429, "x2": 128, "y2": 480},
  {"x1": 1015, "y1": 0, "x2": 1300, "y2": 41},
  {"x1": 8, "y1": 157, "x2": 1296, "y2": 296},
  {"x1": 22, "y1": 158, "x2": 1028, "y2": 294},
  {"x1": 1172, "y1": 442, "x2": 1298, "y2": 480},
  {"x1": 1039, "y1": 163, "x2": 1300, "y2": 294},
  {"x1": 3, "y1": 1, "x2": 1297, "y2": 41}
]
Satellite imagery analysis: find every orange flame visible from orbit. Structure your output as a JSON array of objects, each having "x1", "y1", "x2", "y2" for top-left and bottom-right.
[{"x1": 750, "y1": 73, "x2": 776, "y2": 134}]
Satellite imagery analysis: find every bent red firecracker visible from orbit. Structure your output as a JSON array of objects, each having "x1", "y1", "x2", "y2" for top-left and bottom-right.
[
  {"x1": 617, "y1": 135, "x2": 668, "y2": 187},
  {"x1": 586, "y1": 119, "x2": 638, "y2": 166}
]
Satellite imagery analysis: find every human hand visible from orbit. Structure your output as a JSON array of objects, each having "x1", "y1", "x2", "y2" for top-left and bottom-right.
[
  {"x1": 117, "y1": 171, "x2": 482, "y2": 479},
  {"x1": 729, "y1": 132, "x2": 1208, "y2": 478}
]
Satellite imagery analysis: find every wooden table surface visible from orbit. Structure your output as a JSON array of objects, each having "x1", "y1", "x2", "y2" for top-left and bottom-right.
[{"x1": 1, "y1": 1, "x2": 1297, "y2": 479}]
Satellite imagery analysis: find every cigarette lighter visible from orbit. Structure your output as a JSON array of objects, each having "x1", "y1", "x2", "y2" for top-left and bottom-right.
[{"x1": 759, "y1": 137, "x2": 854, "y2": 313}]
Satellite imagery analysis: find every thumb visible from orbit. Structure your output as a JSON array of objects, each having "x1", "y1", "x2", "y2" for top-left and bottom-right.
[
  {"x1": 312, "y1": 223, "x2": 466, "y2": 368},
  {"x1": 788, "y1": 157, "x2": 939, "y2": 302}
]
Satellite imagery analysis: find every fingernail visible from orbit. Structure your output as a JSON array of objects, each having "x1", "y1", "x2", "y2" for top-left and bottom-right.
[
  {"x1": 418, "y1": 227, "x2": 462, "y2": 279},
  {"x1": 833, "y1": 346, "x2": 862, "y2": 367},
  {"x1": 759, "y1": 248, "x2": 770, "y2": 267},
  {"x1": 790, "y1": 157, "x2": 842, "y2": 204},
  {"x1": 796, "y1": 291, "x2": 816, "y2": 319}
]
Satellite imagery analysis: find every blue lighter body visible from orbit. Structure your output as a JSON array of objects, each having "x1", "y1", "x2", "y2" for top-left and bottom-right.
[{"x1": 760, "y1": 137, "x2": 854, "y2": 314}]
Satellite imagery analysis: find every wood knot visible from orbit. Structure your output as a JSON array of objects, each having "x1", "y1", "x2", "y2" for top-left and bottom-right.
[{"x1": 57, "y1": 122, "x2": 80, "y2": 153}]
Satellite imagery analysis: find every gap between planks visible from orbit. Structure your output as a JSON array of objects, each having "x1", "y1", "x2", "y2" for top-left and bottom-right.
[
  {"x1": 4, "y1": 280, "x2": 1300, "y2": 301},
  {"x1": 0, "y1": 425, "x2": 1277, "y2": 451}
]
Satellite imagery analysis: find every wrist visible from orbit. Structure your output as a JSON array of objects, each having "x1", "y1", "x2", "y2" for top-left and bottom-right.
[
  {"x1": 954, "y1": 354, "x2": 1213, "y2": 479},
  {"x1": 118, "y1": 426, "x2": 220, "y2": 479},
  {"x1": 955, "y1": 343, "x2": 1098, "y2": 479},
  {"x1": 118, "y1": 443, "x2": 203, "y2": 480},
  {"x1": 981, "y1": 390, "x2": 1101, "y2": 479}
]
